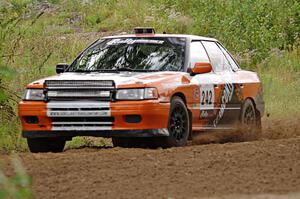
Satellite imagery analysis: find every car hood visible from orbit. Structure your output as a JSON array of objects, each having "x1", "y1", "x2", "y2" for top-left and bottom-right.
[{"x1": 27, "y1": 71, "x2": 190, "y2": 89}]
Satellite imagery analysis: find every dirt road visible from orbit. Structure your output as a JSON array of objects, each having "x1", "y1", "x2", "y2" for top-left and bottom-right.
[{"x1": 1, "y1": 118, "x2": 300, "y2": 199}]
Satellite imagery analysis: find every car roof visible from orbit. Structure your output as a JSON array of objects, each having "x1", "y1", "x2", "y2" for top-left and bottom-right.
[{"x1": 103, "y1": 34, "x2": 218, "y2": 42}]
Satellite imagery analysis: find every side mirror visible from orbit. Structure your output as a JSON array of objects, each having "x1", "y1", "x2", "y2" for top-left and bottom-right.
[
  {"x1": 56, "y1": 63, "x2": 68, "y2": 74},
  {"x1": 191, "y1": 62, "x2": 212, "y2": 74}
]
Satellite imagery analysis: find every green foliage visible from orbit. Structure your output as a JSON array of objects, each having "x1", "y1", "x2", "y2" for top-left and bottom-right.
[
  {"x1": 0, "y1": 157, "x2": 33, "y2": 199},
  {"x1": 161, "y1": 0, "x2": 300, "y2": 55},
  {"x1": 258, "y1": 49, "x2": 300, "y2": 118},
  {"x1": 0, "y1": 122, "x2": 27, "y2": 153},
  {"x1": 3, "y1": 0, "x2": 296, "y2": 65},
  {"x1": 0, "y1": 0, "x2": 35, "y2": 153},
  {"x1": 36, "y1": 0, "x2": 299, "y2": 65},
  {"x1": 65, "y1": 137, "x2": 112, "y2": 149}
]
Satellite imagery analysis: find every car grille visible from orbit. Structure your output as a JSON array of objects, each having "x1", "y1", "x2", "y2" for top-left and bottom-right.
[
  {"x1": 47, "y1": 101, "x2": 113, "y2": 131},
  {"x1": 44, "y1": 80, "x2": 114, "y2": 88},
  {"x1": 44, "y1": 80, "x2": 115, "y2": 101}
]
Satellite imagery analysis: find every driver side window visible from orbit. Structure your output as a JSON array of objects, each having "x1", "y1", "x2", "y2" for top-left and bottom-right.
[{"x1": 190, "y1": 41, "x2": 210, "y2": 69}]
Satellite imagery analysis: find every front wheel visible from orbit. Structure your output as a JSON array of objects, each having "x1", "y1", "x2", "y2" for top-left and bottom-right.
[
  {"x1": 158, "y1": 96, "x2": 190, "y2": 148},
  {"x1": 112, "y1": 97, "x2": 191, "y2": 149},
  {"x1": 27, "y1": 138, "x2": 66, "y2": 153}
]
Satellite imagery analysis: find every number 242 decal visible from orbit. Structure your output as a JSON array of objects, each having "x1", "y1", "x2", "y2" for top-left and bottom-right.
[
  {"x1": 201, "y1": 90, "x2": 213, "y2": 105},
  {"x1": 200, "y1": 85, "x2": 215, "y2": 109}
]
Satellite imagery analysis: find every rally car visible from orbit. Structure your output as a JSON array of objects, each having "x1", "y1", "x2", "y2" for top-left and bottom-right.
[{"x1": 19, "y1": 28, "x2": 264, "y2": 152}]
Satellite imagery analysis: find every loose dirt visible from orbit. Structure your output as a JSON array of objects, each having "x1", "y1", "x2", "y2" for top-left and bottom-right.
[{"x1": 1, "y1": 118, "x2": 300, "y2": 199}]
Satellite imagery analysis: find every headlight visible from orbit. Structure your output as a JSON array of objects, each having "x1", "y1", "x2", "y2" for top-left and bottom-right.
[
  {"x1": 116, "y1": 88, "x2": 158, "y2": 100},
  {"x1": 23, "y1": 89, "x2": 44, "y2": 101}
]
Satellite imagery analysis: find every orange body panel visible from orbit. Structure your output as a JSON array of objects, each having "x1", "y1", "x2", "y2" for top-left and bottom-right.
[
  {"x1": 19, "y1": 101, "x2": 52, "y2": 131},
  {"x1": 240, "y1": 83, "x2": 261, "y2": 101},
  {"x1": 111, "y1": 100, "x2": 170, "y2": 130}
]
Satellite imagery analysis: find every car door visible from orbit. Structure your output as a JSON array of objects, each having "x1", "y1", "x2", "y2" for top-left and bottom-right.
[
  {"x1": 200, "y1": 41, "x2": 240, "y2": 129},
  {"x1": 189, "y1": 41, "x2": 223, "y2": 130}
]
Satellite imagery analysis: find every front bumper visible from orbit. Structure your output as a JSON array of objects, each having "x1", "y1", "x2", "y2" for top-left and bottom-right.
[{"x1": 19, "y1": 100, "x2": 170, "y2": 138}]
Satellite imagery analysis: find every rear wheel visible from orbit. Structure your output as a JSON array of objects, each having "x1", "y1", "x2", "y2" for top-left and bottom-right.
[
  {"x1": 239, "y1": 99, "x2": 261, "y2": 141},
  {"x1": 27, "y1": 138, "x2": 66, "y2": 153}
]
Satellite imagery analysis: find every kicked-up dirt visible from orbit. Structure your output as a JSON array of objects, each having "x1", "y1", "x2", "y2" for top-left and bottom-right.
[{"x1": 1, "y1": 118, "x2": 300, "y2": 199}]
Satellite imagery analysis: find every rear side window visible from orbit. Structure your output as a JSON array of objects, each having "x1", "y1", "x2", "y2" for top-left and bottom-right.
[
  {"x1": 190, "y1": 41, "x2": 210, "y2": 67},
  {"x1": 202, "y1": 41, "x2": 231, "y2": 72},
  {"x1": 217, "y1": 43, "x2": 240, "y2": 71}
]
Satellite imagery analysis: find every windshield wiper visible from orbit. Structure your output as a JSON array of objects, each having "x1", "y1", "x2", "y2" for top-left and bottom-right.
[
  {"x1": 116, "y1": 67, "x2": 160, "y2": 72},
  {"x1": 71, "y1": 68, "x2": 160, "y2": 73},
  {"x1": 72, "y1": 69, "x2": 90, "y2": 72},
  {"x1": 72, "y1": 69, "x2": 119, "y2": 73},
  {"x1": 116, "y1": 67, "x2": 133, "y2": 72}
]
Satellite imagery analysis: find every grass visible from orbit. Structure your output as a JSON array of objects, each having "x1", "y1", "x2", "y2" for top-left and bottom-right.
[
  {"x1": 65, "y1": 137, "x2": 112, "y2": 150},
  {"x1": 0, "y1": 0, "x2": 299, "y2": 153},
  {"x1": 0, "y1": 156, "x2": 33, "y2": 199},
  {"x1": 258, "y1": 49, "x2": 300, "y2": 118}
]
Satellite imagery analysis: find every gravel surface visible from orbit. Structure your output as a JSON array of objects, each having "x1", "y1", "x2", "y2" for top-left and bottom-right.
[{"x1": 1, "y1": 118, "x2": 300, "y2": 199}]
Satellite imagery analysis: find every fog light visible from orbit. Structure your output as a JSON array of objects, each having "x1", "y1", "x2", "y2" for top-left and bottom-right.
[
  {"x1": 24, "y1": 116, "x2": 39, "y2": 124},
  {"x1": 124, "y1": 115, "x2": 142, "y2": 123}
]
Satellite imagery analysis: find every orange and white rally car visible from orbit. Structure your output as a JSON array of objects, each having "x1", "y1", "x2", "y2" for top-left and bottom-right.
[{"x1": 19, "y1": 28, "x2": 264, "y2": 152}]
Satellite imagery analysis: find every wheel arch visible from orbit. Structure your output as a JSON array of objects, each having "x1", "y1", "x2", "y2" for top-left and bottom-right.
[{"x1": 171, "y1": 92, "x2": 186, "y2": 104}]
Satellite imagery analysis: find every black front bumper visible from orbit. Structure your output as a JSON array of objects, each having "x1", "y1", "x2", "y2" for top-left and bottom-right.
[{"x1": 22, "y1": 129, "x2": 169, "y2": 139}]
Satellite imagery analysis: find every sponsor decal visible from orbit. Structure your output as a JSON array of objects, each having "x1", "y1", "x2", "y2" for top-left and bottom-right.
[
  {"x1": 48, "y1": 111, "x2": 109, "y2": 117},
  {"x1": 107, "y1": 39, "x2": 164, "y2": 45},
  {"x1": 212, "y1": 83, "x2": 234, "y2": 127}
]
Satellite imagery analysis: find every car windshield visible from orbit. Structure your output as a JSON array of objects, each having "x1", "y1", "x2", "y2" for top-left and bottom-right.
[{"x1": 68, "y1": 37, "x2": 186, "y2": 72}]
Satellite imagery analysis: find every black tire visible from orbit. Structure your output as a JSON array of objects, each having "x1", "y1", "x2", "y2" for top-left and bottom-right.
[
  {"x1": 112, "y1": 137, "x2": 148, "y2": 148},
  {"x1": 158, "y1": 96, "x2": 190, "y2": 148},
  {"x1": 27, "y1": 138, "x2": 66, "y2": 153},
  {"x1": 112, "y1": 137, "x2": 132, "y2": 148},
  {"x1": 239, "y1": 99, "x2": 261, "y2": 141}
]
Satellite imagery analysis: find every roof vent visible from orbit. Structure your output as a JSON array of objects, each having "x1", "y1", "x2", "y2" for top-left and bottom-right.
[{"x1": 134, "y1": 27, "x2": 155, "y2": 34}]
